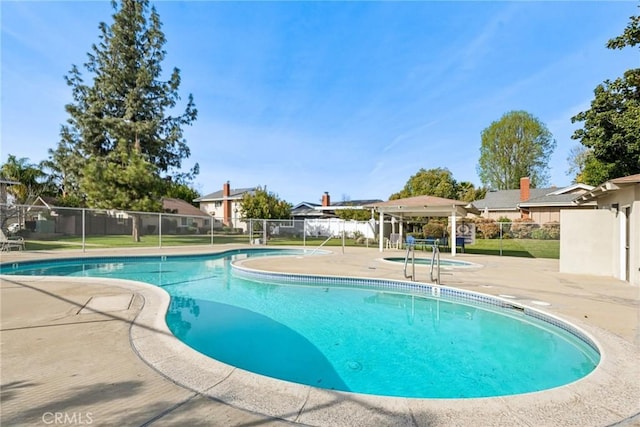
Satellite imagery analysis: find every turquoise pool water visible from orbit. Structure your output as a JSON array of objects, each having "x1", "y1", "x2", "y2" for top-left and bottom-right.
[
  {"x1": 384, "y1": 257, "x2": 476, "y2": 267},
  {"x1": 0, "y1": 249, "x2": 600, "y2": 398}
]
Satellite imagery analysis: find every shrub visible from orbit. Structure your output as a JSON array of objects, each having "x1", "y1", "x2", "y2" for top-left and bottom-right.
[
  {"x1": 496, "y1": 216, "x2": 512, "y2": 234},
  {"x1": 511, "y1": 218, "x2": 538, "y2": 239},
  {"x1": 533, "y1": 221, "x2": 560, "y2": 240},
  {"x1": 474, "y1": 217, "x2": 499, "y2": 239},
  {"x1": 423, "y1": 221, "x2": 446, "y2": 238}
]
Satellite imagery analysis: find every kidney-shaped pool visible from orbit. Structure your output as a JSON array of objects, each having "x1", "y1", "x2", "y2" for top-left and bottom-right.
[{"x1": 0, "y1": 248, "x2": 600, "y2": 398}]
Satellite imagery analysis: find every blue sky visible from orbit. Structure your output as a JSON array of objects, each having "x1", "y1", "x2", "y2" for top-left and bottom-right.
[{"x1": 1, "y1": 1, "x2": 637, "y2": 205}]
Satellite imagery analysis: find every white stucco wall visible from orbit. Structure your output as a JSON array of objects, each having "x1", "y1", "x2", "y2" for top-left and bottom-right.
[
  {"x1": 560, "y1": 184, "x2": 639, "y2": 285},
  {"x1": 591, "y1": 185, "x2": 639, "y2": 285},
  {"x1": 560, "y1": 209, "x2": 615, "y2": 277}
]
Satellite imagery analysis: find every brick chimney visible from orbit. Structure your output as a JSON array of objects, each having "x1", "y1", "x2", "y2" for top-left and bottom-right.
[
  {"x1": 223, "y1": 181, "x2": 231, "y2": 226},
  {"x1": 322, "y1": 192, "x2": 331, "y2": 207},
  {"x1": 520, "y1": 177, "x2": 530, "y2": 201}
]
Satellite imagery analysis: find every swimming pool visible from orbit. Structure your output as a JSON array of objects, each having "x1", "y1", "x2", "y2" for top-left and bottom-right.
[{"x1": 0, "y1": 248, "x2": 600, "y2": 398}]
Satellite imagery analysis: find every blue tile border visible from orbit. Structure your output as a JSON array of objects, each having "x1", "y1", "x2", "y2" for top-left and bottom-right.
[{"x1": 0, "y1": 248, "x2": 315, "y2": 274}]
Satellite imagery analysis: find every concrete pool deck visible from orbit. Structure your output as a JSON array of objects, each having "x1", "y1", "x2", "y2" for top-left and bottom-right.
[{"x1": 1, "y1": 245, "x2": 639, "y2": 426}]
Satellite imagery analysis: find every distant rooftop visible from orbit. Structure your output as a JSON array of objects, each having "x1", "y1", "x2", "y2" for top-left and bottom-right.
[{"x1": 194, "y1": 187, "x2": 257, "y2": 202}]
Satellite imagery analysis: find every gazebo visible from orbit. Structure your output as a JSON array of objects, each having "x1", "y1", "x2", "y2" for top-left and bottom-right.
[{"x1": 366, "y1": 195, "x2": 479, "y2": 255}]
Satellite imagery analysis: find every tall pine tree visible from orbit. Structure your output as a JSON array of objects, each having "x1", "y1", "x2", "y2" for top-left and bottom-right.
[{"x1": 50, "y1": 0, "x2": 197, "y2": 239}]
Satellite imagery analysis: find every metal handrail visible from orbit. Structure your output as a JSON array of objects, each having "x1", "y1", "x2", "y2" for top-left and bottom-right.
[
  {"x1": 309, "y1": 234, "x2": 336, "y2": 255},
  {"x1": 403, "y1": 243, "x2": 415, "y2": 280},
  {"x1": 429, "y1": 241, "x2": 441, "y2": 284}
]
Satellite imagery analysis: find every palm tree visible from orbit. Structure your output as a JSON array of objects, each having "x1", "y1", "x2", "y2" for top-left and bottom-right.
[{"x1": 0, "y1": 155, "x2": 53, "y2": 204}]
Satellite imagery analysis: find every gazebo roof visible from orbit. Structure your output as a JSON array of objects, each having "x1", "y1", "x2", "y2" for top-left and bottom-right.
[{"x1": 366, "y1": 195, "x2": 479, "y2": 217}]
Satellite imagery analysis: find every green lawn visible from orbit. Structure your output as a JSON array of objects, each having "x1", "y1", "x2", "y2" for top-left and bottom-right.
[
  {"x1": 23, "y1": 234, "x2": 250, "y2": 251},
  {"x1": 21, "y1": 235, "x2": 559, "y2": 259},
  {"x1": 464, "y1": 238, "x2": 559, "y2": 259}
]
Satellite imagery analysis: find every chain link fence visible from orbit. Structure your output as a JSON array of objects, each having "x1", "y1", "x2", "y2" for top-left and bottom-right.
[
  {"x1": 0, "y1": 203, "x2": 227, "y2": 251},
  {"x1": 1, "y1": 203, "x2": 560, "y2": 258}
]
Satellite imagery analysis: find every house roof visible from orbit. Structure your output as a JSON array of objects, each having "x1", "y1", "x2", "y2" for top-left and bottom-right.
[
  {"x1": 194, "y1": 187, "x2": 257, "y2": 202},
  {"x1": 332, "y1": 199, "x2": 383, "y2": 207},
  {"x1": 474, "y1": 183, "x2": 595, "y2": 210},
  {"x1": 291, "y1": 203, "x2": 325, "y2": 217},
  {"x1": 519, "y1": 186, "x2": 595, "y2": 208},
  {"x1": 472, "y1": 189, "x2": 548, "y2": 210},
  {"x1": 31, "y1": 196, "x2": 59, "y2": 209},
  {"x1": 610, "y1": 173, "x2": 640, "y2": 184},
  {"x1": 162, "y1": 198, "x2": 206, "y2": 217},
  {"x1": 292, "y1": 202, "x2": 320, "y2": 210},
  {"x1": 574, "y1": 174, "x2": 640, "y2": 204}
]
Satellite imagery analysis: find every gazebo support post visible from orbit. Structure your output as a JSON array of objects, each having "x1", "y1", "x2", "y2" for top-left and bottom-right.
[
  {"x1": 451, "y1": 210, "x2": 457, "y2": 257},
  {"x1": 379, "y1": 211, "x2": 385, "y2": 252}
]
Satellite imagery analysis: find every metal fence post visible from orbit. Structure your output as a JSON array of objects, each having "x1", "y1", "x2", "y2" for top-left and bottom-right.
[
  {"x1": 499, "y1": 222, "x2": 503, "y2": 256},
  {"x1": 263, "y1": 219, "x2": 267, "y2": 245},
  {"x1": 303, "y1": 219, "x2": 307, "y2": 248},
  {"x1": 82, "y1": 208, "x2": 86, "y2": 253},
  {"x1": 159, "y1": 213, "x2": 162, "y2": 248},
  {"x1": 210, "y1": 215, "x2": 214, "y2": 245}
]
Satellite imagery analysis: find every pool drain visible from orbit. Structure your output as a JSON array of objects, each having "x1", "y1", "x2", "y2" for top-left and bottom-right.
[{"x1": 347, "y1": 361, "x2": 363, "y2": 371}]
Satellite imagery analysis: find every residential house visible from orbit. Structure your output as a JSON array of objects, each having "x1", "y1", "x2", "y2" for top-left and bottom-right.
[
  {"x1": 155, "y1": 197, "x2": 211, "y2": 234},
  {"x1": 194, "y1": 181, "x2": 257, "y2": 231},
  {"x1": 290, "y1": 201, "x2": 322, "y2": 219},
  {"x1": 472, "y1": 177, "x2": 595, "y2": 222},
  {"x1": 560, "y1": 174, "x2": 640, "y2": 285},
  {"x1": 291, "y1": 192, "x2": 381, "y2": 220}
]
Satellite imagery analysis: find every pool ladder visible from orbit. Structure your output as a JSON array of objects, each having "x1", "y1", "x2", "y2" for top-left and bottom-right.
[{"x1": 403, "y1": 240, "x2": 441, "y2": 284}]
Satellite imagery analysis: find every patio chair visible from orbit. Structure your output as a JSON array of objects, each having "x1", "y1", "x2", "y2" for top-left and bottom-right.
[
  {"x1": 386, "y1": 233, "x2": 402, "y2": 250},
  {"x1": 0, "y1": 229, "x2": 25, "y2": 252}
]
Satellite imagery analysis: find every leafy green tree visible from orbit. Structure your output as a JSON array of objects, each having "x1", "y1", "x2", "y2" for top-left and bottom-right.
[
  {"x1": 477, "y1": 111, "x2": 556, "y2": 190},
  {"x1": 566, "y1": 145, "x2": 615, "y2": 185},
  {"x1": 335, "y1": 208, "x2": 374, "y2": 221},
  {"x1": 390, "y1": 167, "x2": 458, "y2": 200},
  {"x1": 606, "y1": 9, "x2": 639, "y2": 49},
  {"x1": 240, "y1": 187, "x2": 292, "y2": 220},
  {"x1": 570, "y1": 10, "x2": 640, "y2": 181},
  {"x1": 48, "y1": 0, "x2": 198, "y2": 224},
  {"x1": 165, "y1": 182, "x2": 201, "y2": 206}
]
